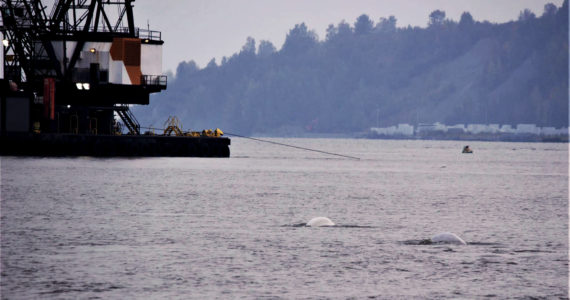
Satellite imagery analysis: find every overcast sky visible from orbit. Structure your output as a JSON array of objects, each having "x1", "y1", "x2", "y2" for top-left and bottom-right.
[{"x1": 133, "y1": 0, "x2": 564, "y2": 74}]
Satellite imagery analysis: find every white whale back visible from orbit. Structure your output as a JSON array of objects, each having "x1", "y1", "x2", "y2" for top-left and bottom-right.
[
  {"x1": 431, "y1": 232, "x2": 467, "y2": 245},
  {"x1": 307, "y1": 217, "x2": 335, "y2": 227}
]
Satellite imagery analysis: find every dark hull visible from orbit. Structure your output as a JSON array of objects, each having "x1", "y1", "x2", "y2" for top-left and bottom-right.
[{"x1": 0, "y1": 133, "x2": 230, "y2": 157}]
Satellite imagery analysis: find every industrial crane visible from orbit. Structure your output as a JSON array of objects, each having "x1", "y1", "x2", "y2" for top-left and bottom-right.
[{"x1": 1, "y1": 0, "x2": 166, "y2": 135}]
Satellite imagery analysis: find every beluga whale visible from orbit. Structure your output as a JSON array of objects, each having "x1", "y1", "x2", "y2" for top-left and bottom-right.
[
  {"x1": 430, "y1": 232, "x2": 467, "y2": 245},
  {"x1": 306, "y1": 217, "x2": 335, "y2": 227}
]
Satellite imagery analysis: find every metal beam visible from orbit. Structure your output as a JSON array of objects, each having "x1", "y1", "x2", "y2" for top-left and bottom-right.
[
  {"x1": 66, "y1": 0, "x2": 96, "y2": 75},
  {"x1": 125, "y1": 0, "x2": 135, "y2": 35},
  {"x1": 93, "y1": 0, "x2": 101, "y2": 32},
  {"x1": 114, "y1": 6, "x2": 126, "y2": 31},
  {"x1": 2, "y1": 1, "x2": 33, "y2": 82},
  {"x1": 52, "y1": 0, "x2": 74, "y2": 30},
  {"x1": 98, "y1": 1, "x2": 114, "y2": 32}
]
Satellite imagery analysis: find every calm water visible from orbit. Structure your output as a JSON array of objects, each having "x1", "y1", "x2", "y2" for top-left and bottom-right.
[{"x1": 1, "y1": 139, "x2": 568, "y2": 299}]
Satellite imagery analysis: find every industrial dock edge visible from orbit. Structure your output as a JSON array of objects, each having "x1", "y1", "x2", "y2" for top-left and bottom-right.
[{"x1": 0, "y1": 133, "x2": 231, "y2": 157}]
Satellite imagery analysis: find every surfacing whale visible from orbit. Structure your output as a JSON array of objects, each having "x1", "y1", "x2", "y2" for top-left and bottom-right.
[
  {"x1": 430, "y1": 232, "x2": 467, "y2": 245},
  {"x1": 307, "y1": 217, "x2": 335, "y2": 227}
]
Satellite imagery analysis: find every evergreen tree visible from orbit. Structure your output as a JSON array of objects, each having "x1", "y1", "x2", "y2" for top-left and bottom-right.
[{"x1": 136, "y1": 3, "x2": 569, "y2": 135}]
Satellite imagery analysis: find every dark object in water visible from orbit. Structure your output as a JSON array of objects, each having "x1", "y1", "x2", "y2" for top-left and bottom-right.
[{"x1": 462, "y1": 145, "x2": 473, "y2": 153}]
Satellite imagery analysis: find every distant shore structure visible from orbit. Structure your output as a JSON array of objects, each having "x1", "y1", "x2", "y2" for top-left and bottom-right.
[{"x1": 370, "y1": 122, "x2": 568, "y2": 142}]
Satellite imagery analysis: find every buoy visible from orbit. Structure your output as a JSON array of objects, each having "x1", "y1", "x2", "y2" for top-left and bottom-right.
[
  {"x1": 462, "y1": 145, "x2": 473, "y2": 153},
  {"x1": 307, "y1": 217, "x2": 335, "y2": 227}
]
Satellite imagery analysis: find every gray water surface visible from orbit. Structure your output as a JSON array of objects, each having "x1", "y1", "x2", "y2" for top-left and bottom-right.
[{"x1": 1, "y1": 139, "x2": 568, "y2": 299}]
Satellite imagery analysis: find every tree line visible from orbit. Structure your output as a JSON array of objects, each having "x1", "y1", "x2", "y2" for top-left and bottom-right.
[{"x1": 134, "y1": 1, "x2": 568, "y2": 136}]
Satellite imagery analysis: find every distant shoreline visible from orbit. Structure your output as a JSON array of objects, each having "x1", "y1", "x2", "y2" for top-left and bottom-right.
[
  {"x1": 247, "y1": 132, "x2": 569, "y2": 143},
  {"x1": 366, "y1": 132, "x2": 569, "y2": 143}
]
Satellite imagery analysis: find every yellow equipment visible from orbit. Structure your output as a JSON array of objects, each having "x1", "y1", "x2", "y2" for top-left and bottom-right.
[
  {"x1": 200, "y1": 128, "x2": 224, "y2": 137},
  {"x1": 185, "y1": 131, "x2": 201, "y2": 137},
  {"x1": 163, "y1": 116, "x2": 184, "y2": 136},
  {"x1": 201, "y1": 129, "x2": 213, "y2": 137},
  {"x1": 161, "y1": 116, "x2": 224, "y2": 138}
]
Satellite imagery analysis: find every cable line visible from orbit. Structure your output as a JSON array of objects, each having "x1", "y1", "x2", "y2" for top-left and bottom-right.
[
  {"x1": 137, "y1": 125, "x2": 360, "y2": 160},
  {"x1": 225, "y1": 132, "x2": 360, "y2": 160}
]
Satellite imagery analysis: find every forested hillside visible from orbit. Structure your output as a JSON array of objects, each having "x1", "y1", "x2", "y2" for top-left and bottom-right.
[{"x1": 134, "y1": 1, "x2": 568, "y2": 136}]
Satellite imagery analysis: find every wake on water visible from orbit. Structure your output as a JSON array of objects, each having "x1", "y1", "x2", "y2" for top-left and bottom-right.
[
  {"x1": 282, "y1": 223, "x2": 376, "y2": 228},
  {"x1": 285, "y1": 222, "x2": 476, "y2": 246}
]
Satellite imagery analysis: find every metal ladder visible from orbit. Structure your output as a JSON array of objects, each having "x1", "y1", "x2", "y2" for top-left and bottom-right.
[{"x1": 115, "y1": 105, "x2": 140, "y2": 135}]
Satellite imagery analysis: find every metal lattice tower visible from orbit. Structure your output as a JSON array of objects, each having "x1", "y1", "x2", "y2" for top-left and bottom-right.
[{"x1": 1, "y1": 0, "x2": 137, "y2": 84}]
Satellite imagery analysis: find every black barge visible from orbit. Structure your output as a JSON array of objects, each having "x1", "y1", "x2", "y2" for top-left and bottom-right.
[{"x1": 0, "y1": 133, "x2": 230, "y2": 157}]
